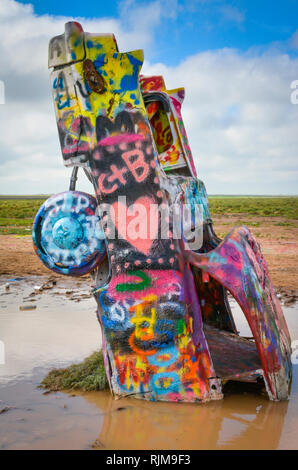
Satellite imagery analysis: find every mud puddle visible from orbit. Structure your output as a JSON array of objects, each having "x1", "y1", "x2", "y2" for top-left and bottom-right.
[{"x1": 0, "y1": 275, "x2": 298, "y2": 450}]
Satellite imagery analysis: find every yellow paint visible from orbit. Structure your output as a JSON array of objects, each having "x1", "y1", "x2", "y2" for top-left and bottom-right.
[
  {"x1": 51, "y1": 28, "x2": 147, "y2": 153},
  {"x1": 131, "y1": 306, "x2": 156, "y2": 341},
  {"x1": 84, "y1": 34, "x2": 118, "y2": 60}
]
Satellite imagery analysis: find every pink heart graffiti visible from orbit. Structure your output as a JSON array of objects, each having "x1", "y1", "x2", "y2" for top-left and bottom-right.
[{"x1": 112, "y1": 197, "x2": 159, "y2": 255}]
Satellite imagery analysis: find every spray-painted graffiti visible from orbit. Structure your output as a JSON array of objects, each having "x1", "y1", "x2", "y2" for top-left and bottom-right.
[
  {"x1": 33, "y1": 191, "x2": 105, "y2": 276},
  {"x1": 33, "y1": 21, "x2": 292, "y2": 403},
  {"x1": 96, "y1": 267, "x2": 218, "y2": 401}
]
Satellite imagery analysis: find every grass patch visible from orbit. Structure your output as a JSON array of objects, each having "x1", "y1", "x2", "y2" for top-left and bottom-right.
[
  {"x1": 0, "y1": 227, "x2": 32, "y2": 235},
  {"x1": 0, "y1": 198, "x2": 46, "y2": 235},
  {"x1": 0, "y1": 199, "x2": 46, "y2": 219},
  {"x1": 0, "y1": 217, "x2": 32, "y2": 226},
  {"x1": 40, "y1": 351, "x2": 108, "y2": 392},
  {"x1": 209, "y1": 196, "x2": 298, "y2": 219}
]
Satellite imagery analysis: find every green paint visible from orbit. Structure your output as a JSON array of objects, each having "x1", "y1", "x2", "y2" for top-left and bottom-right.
[
  {"x1": 177, "y1": 319, "x2": 186, "y2": 335},
  {"x1": 115, "y1": 270, "x2": 152, "y2": 292}
]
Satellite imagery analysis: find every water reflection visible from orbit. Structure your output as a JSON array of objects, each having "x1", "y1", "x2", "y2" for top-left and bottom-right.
[{"x1": 82, "y1": 390, "x2": 289, "y2": 450}]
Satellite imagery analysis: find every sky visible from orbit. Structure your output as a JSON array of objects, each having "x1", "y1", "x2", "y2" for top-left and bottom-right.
[{"x1": 0, "y1": 0, "x2": 298, "y2": 194}]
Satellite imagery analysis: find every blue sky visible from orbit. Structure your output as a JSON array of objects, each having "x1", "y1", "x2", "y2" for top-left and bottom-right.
[
  {"x1": 0, "y1": 0, "x2": 297, "y2": 194},
  {"x1": 17, "y1": 0, "x2": 298, "y2": 63}
]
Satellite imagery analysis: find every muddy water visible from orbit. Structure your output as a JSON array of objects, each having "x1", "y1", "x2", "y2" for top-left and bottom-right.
[{"x1": 0, "y1": 275, "x2": 298, "y2": 450}]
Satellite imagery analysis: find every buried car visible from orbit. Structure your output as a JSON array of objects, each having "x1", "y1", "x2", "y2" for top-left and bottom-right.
[{"x1": 33, "y1": 21, "x2": 292, "y2": 403}]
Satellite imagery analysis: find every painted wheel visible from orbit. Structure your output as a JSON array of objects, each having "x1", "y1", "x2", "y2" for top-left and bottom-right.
[{"x1": 32, "y1": 191, "x2": 106, "y2": 276}]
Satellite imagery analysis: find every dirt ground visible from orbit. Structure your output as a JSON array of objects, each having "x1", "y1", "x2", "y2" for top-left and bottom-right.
[{"x1": 0, "y1": 214, "x2": 297, "y2": 298}]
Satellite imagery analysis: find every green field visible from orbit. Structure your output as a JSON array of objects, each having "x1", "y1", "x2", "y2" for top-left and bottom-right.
[
  {"x1": 208, "y1": 196, "x2": 298, "y2": 219},
  {"x1": 0, "y1": 198, "x2": 46, "y2": 235},
  {"x1": 0, "y1": 196, "x2": 297, "y2": 235}
]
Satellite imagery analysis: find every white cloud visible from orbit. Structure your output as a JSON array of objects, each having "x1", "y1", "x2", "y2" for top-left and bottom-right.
[{"x1": 0, "y1": 0, "x2": 297, "y2": 195}]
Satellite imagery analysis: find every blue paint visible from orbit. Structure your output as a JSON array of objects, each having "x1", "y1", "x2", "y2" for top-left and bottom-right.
[
  {"x1": 99, "y1": 291, "x2": 132, "y2": 331},
  {"x1": 32, "y1": 191, "x2": 106, "y2": 276},
  {"x1": 129, "y1": 93, "x2": 140, "y2": 104},
  {"x1": 115, "y1": 53, "x2": 143, "y2": 94},
  {"x1": 147, "y1": 345, "x2": 178, "y2": 367},
  {"x1": 52, "y1": 217, "x2": 83, "y2": 249},
  {"x1": 152, "y1": 319, "x2": 176, "y2": 345},
  {"x1": 94, "y1": 54, "x2": 106, "y2": 68},
  {"x1": 150, "y1": 372, "x2": 180, "y2": 395},
  {"x1": 53, "y1": 74, "x2": 70, "y2": 110}
]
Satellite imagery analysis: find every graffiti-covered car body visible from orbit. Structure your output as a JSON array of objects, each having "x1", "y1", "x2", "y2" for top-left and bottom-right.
[{"x1": 33, "y1": 21, "x2": 292, "y2": 403}]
